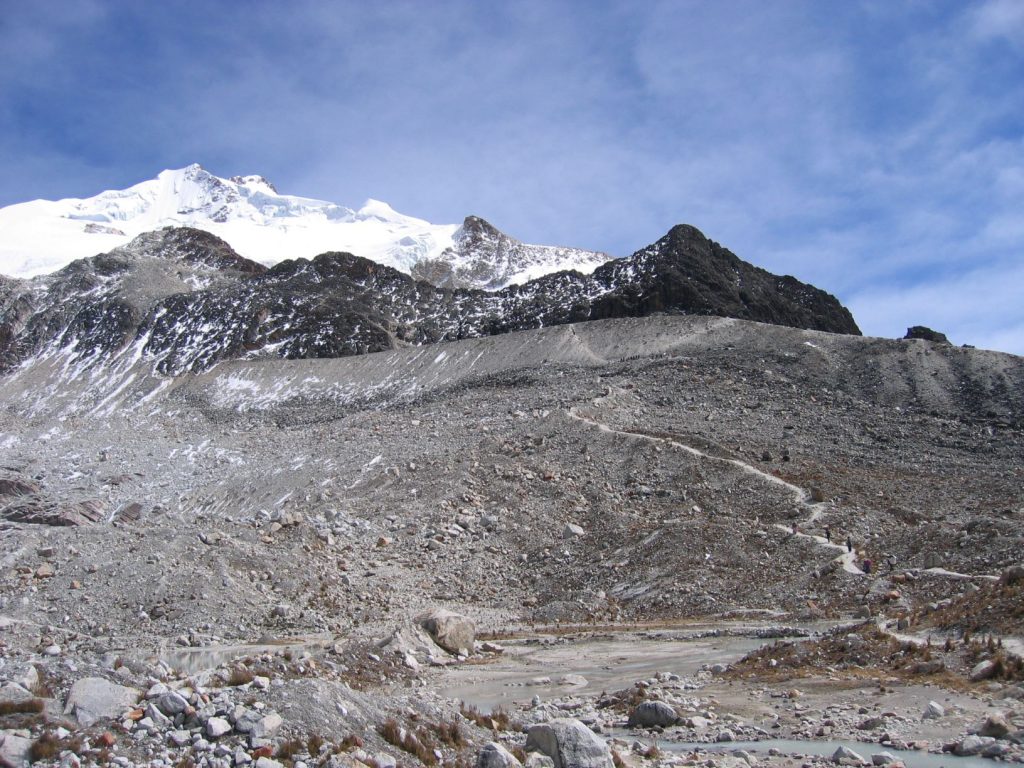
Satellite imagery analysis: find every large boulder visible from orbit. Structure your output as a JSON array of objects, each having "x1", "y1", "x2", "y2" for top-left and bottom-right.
[
  {"x1": 64, "y1": 677, "x2": 141, "y2": 727},
  {"x1": 477, "y1": 741, "x2": 523, "y2": 768},
  {"x1": 419, "y1": 609, "x2": 475, "y2": 655},
  {"x1": 525, "y1": 719, "x2": 613, "y2": 768},
  {"x1": 627, "y1": 700, "x2": 679, "y2": 728}
]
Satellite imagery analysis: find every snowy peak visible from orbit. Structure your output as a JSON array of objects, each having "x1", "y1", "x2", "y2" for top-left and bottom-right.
[
  {"x1": 411, "y1": 215, "x2": 610, "y2": 290},
  {"x1": 0, "y1": 166, "x2": 610, "y2": 289}
]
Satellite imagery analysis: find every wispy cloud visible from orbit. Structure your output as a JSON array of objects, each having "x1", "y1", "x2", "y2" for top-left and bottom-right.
[{"x1": 0, "y1": 1, "x2": 1022, "y2": 353}]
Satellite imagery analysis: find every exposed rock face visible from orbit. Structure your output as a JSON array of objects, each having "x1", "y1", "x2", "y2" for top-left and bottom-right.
[
  {"x1": 904, "y1": 325, "x2": 951, "y2": 344},
  {"x1": 0, "y1": 224, "x2": 859, "y2": 377},
  {"x1": 525, "y1": 719, "x2": 613, "y2": 768}
]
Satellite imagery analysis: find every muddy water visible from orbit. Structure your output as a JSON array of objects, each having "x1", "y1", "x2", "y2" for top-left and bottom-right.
[{"x1": 437, "y1": 631, "x2": 771, "y2": 711}]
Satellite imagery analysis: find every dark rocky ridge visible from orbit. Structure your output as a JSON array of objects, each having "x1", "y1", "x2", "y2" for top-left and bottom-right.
[{"x1": 0, "y1": 223, "x2": 859, "y2": 376}]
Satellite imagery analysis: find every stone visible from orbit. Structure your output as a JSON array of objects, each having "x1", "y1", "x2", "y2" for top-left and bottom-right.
[
  {"x1": 858, "y1": 716, "x2": 886, "y2": 730},
  {"x1": 251, "y1": 712, "x2": 283, "y2": 740},
  {"x1": 477, "y1": 741, "x2": 523, "y2": 768},
  {"x1": 970, "y1": 660, "x2": 996, "y2": 682},
  {"x1": 871, "y1": 752, "x2": 897, "y2": 765},
  {"x1": 255, "y1": 758, "x2": 285, "y2": 768},
  {"x1": 0, "y1": 731, "x2": 33, "y2": 768},
  {"x1": 146, "y1": 703, "x2": 171, "y2": 728},
  {"x1": 419, "y1": 609, "x2": 476, "y2": 655},
  {"x1": 832, "y1": 746, "x2": 866, "y2": 764},
  {"x1": 627, "y1": 700, "x2": 678, "y2": 728},
  {"x1": 168, "y1": 730, "x2": 191, "y2": 747},
  {"x1": 922, "y1": 701, "x2": 944, "y2": 720},
  {"x1": 525, "y1": 718, "x2": 614, "y2": 768},
  {"x1": 64, "y1": 677, "x2": 141, "y2": 727},
  {"x1": 154, "y1": 690, "x2": 190, "y2": 716},
  {"x1": 979, "y1": 713, "x2": 1011, "y2": 739},
  {"x1": 716, "y1": 729, "x2": 735, "y2": 742},
  {"x1": 35, "y1": 563, "x2": 54, "y2": 578},
  {"x1": 955, "y1": 735, "x2": 995, "y2": 756},
  {"x1": 563, "y1": 523, "x2": 585, "y2": 538},
  {"x1": 524, "y1": 755, "x2": 555, "y2": 768},
  {"x1": 687, "y1": 716, "x2": 709, "y2": 729},
  {"x1": 207, "y1": 716, "x2": 233, "y2": 738}
]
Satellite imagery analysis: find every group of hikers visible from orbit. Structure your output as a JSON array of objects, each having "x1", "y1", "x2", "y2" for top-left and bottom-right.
[{"x1": 789, "y1": 522, "x2": 887, "y2": 575}]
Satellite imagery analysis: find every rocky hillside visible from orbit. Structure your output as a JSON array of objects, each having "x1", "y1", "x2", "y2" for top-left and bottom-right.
[{"x1": 0, "y1": 224, "x2": 858, "y2": 377}]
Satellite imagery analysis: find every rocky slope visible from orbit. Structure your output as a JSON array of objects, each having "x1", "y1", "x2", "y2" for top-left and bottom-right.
[
  {"x1": 0, "y1": 314, "x2": 1021, "y2": 767},
  {"x1": 0, "y1": 224, "x2": 858, "y2": 380}
]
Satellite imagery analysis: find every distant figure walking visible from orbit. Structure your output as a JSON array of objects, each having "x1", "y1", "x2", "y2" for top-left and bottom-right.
[
  {"x1": 863, "y1": 558, "x2": 873, "y2": 575},
  {"x1": 824, "y1": 526, "x2": 831, "y2": 543},
  {"x1": 846, "y1": 535, "x2": 853, "y2": 553}
]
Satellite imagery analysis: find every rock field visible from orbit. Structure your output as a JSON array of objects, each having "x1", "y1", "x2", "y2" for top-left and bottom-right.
[{"x1": 1, "y1": 314, "x2": 1022, "y2": 767}]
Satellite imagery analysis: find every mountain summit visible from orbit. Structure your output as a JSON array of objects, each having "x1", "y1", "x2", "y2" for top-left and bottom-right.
[{"x1": 0, "y1": 164, "x2": 609, "y2": 288}]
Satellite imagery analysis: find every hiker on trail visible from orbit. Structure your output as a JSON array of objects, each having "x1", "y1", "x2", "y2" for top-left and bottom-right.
[
  {"x1": 863, "y1": 558, "x2": 873, "y2": 575},
  {"x1": 846, "y1": 535, "x2": 853, "y2": 553},
  {"x1": 824, "y1": 525, "x2": 831, "y2": 543}
]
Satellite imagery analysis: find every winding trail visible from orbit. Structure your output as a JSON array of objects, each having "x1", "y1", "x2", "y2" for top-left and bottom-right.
[
  {"x1": 567, "y1": 387, "x2": 1009, "y2": 585},
  {"x1": 567, "y1": 388, "x2": 863, "y2": 575}
]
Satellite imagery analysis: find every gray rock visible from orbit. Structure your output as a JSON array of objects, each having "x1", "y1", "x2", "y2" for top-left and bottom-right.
[
  {"x1": 146, "y1": 702, "x2": 172, "y2": 728},
  {"x1": 858, "y1": 716, "x2": 886, "y2": 730},
  {"x1": 524, "y1": 755, "x2": 555, "y2": 768},
  {"x1": 983, "y1": 742, "x2": 1010, "y2": 757},
  {"x1": 525, "y1": 718, "x2": 614, "y2": 768},
  {"x1": 956, "y1": 735, "x2": 995, "y2": 756},
  {"x1": 477, "y1": 741, "x2": 523, "y2": 768},
  {"x1": 0, "y1": 731, "x2": 33, "y2": 768},
  {"x1": 832, "y1": 745, "x2": 866, "y2": 764},
  {"x1": 64, "y1": 677, "x2": 141, "y2": 727},
  {"x1": 563, "y1": 523, "x2": 585, "y2": 538},
  {"x1": 687, "y1": 715, "x2": 710, "y2": 729},
  {"x1": 419, "y1": 609, "x2": 476, "y2": 655},
  {"x1": 154, "y1": 690, "x2": 190, "y2": 716},
  {"x1": 627, "y1": 700, "x2": 678, "y2": 728},
  {"x1": 207, "y1": 716, "x2": 233, "y2": 738},
  {"x1": 255, "y1": 758, "x2": 285, "y2": 768},
  {"x1": 871, "y1": 752, "x2": 897, "y2": 765},
  {"x1": 251, "y1": 712, "x2": 283, "y2": 739},
  {"x1": 168, "y1": 730, "x2": 191, "y2": 747},
  {"x1": 970, "y1": 660, "x2": 996, "y2": 682},
  {"x1": 922, "y1": 701, "x2": 944, "y2": 720},
  {"x1": 716, "y1": 729, "x2": 735, "y2": 742}
]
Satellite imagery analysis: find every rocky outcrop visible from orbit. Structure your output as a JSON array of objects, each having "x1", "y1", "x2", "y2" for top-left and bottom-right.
[
  {"x1": 904, "y1": 325, "x2": 951, "y2": 344},
  {"x1": 0, "y1": 223, "x2": 860, "y2": 378}
]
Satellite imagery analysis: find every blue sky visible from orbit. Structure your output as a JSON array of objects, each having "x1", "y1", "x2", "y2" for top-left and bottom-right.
[{"x1": 2, "y1": 0, "x2": 1023, "y2": 353}]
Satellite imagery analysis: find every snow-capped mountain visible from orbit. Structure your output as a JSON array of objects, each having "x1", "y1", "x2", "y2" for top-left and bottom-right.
[{"x1": 0, "y1": 164, "x2": 609, "y2": 289}]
